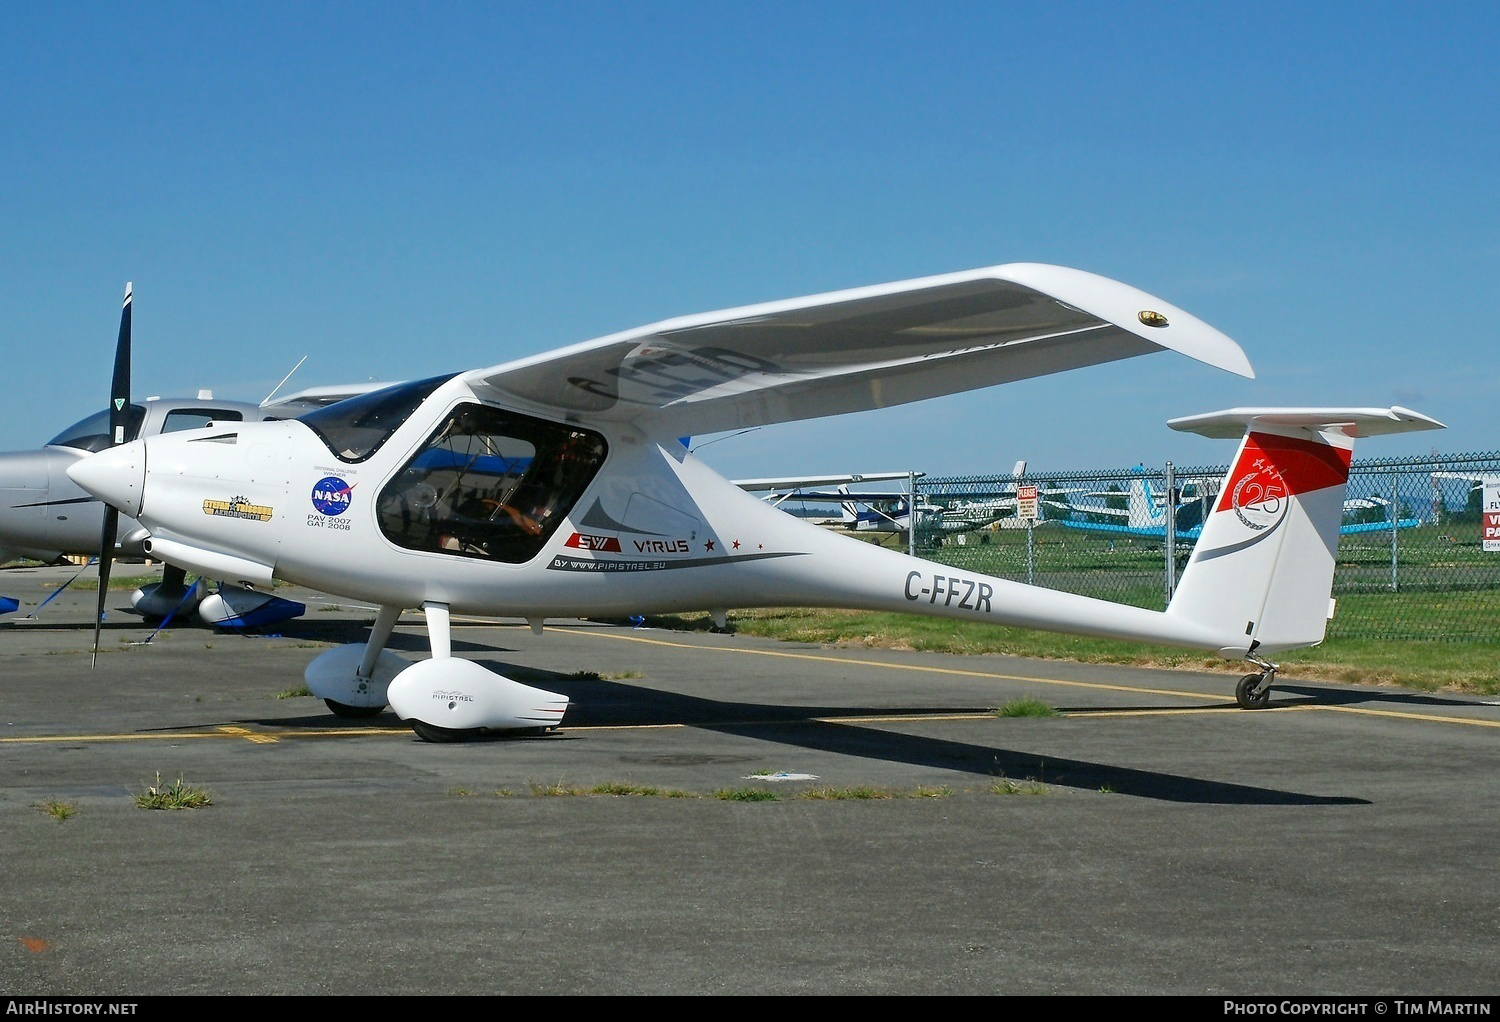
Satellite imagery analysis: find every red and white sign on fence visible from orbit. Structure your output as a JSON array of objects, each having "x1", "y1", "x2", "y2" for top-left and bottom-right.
[
  {"x1": 1017, "y1": 484, "x2": 1039, "y2": 521},
  {"x1": 1483, "y1": 479, "x2": 1500, "y2": 552}
]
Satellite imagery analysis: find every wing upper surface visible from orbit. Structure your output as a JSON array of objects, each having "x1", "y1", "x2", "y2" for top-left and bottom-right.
[{"x1": 464, "y1": 263, "x2": 1253, "y2": 436}]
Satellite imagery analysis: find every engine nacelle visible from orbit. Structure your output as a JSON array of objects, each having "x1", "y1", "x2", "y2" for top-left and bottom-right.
[
  {"x1": 131, "y1": 580, "x2": 206, "y2": 620},
  {"x1": 387, "y1": 658, "x2": 569, "y2": 733}
]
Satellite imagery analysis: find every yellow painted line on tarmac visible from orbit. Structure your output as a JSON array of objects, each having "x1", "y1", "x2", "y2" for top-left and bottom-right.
[
  {"x1": 0, "y1": 727, "x2": 406, "y2": 745},
  {"x1": 538, "y1": 712, "x2": 1003, "y2": 734},
  {"x1": 0, "y1": 712, "x2": 997, "y2": 747},
  {"x1": 216, "y1": 725, "x2": 280, "y2": 744},
  {"x1": 1305, "y1": 705, "x2": 1500, "y2": 729},
  {"x1": 559, "y1": 626, "x2": 1224, "y2": 702},
  {"x1": 558, "y1": 626, "x2": 1500, "y2": 730}
]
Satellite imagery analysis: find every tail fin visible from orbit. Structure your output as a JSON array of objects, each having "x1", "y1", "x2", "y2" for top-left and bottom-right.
[
  {"x1": 1166, "y1": 407, "x2": 1442, "y2": 656},
  {"x1": 838, "y1": 484, "x2": 859, "y2": 526},
  {"x1": 1127, "y1": 476, "x2": 1162, "y2": 528}
]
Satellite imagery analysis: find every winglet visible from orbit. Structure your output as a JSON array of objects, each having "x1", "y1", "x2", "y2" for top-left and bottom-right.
[{"x1": 1003, "y1": 264, "x2": 1255, "y2": 380}]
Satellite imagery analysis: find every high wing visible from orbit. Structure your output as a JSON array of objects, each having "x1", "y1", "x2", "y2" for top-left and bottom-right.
[{"x1": 462, "y1": 263, "x2": 1254, "y2": 437}]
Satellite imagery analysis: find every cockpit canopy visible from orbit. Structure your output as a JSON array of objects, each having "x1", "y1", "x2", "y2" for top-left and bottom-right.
[
  {"x1": 48, "y1": 403, "x2": 250, "y2": 453},
  {"x1": 47, "y1": 406, "x2": 147, "y2": 452},
  {"x1": 299, "y1": 374, "x2": 457, "y2": 463}
]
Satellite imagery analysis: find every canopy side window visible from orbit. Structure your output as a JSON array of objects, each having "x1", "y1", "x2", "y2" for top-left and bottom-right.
[{"x1": 377, "y1": 403, "x2": 607, "y2": 563}]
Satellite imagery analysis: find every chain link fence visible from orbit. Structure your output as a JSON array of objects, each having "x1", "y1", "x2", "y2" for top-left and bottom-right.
[{"x1": 908, "y1": 451, "x2": 1500, "y2": 642}]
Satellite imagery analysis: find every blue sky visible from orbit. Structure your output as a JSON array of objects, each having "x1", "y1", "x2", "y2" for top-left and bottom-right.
[{"x1": 3, "y1": 2, "x2": 1496, "y2": 479}]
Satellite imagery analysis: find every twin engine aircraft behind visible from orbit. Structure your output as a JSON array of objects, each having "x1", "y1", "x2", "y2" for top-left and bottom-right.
[
  {"x1": 66, "y1": 264, "x2": 1442, "y2": 739},
  {"x1": 0, "y1": 323, "x2": 388, "y2": 628}
]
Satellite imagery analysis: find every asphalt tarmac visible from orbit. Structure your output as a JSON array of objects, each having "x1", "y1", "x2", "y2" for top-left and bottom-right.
[{"x1": 2, "y1": 564, "x2": 1498, "y2": 996}]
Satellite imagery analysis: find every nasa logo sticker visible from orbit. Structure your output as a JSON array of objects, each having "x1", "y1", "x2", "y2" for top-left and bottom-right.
[{"x1": 311, "y1": 476, "x2": 354, "y2": 516}]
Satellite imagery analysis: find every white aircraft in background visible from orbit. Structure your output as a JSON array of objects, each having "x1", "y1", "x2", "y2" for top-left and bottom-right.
[
  {"x1": 66, "y1": 263, "x2": 1442, "y2": 738},
  {"x1": 1430, "y1": 471, "x2": 1500, "y2": 495},
  {"x1": 736, "y1": 472, "x2": 919, "y2": 527},
  {"x1": 1063, "y1": 474, "x2": 1423, "y2": 539},
  {"x1": 743, "y1": 474, "x2": 1075, "y2": 537},
  {"x1": 760, "y1": 485, "x2": 1065, "y2": 537},
  {"x1": 0, "y1": 287, "x2": 387, "y2": 628},
  {"x1": 777, "y1": 486, "x2": 947, "y2": 535}
]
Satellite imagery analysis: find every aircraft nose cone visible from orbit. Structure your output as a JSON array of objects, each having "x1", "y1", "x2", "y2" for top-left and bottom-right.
[{"x1": 66, "y1": 440, "x2": 146, "y2": 518}]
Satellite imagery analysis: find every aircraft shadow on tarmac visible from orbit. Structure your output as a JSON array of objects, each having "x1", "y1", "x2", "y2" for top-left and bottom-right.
[
  {"x1": 1266, "y1": 683, "x2": 1486, "y2": 710},
  {"x1": 238, "y1": 660, "x2": 1369, "y2": 807}
]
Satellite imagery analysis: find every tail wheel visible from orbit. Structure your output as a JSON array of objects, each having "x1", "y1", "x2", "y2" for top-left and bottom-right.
[{"x1": 1235, "y1": 673, "x2": 1272, "y2": 709}]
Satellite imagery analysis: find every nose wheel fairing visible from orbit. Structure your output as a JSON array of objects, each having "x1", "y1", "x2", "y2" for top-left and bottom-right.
[{"x1": 386, "y1": 658, "x2": 569, "y2": 734}]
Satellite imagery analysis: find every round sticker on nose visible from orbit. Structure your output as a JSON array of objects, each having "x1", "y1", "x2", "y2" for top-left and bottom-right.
[{"x1": 311, "y1": 476, "x2": 354, "y2": 516}]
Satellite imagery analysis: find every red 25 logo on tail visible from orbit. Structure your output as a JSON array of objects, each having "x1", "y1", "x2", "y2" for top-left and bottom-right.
[{"x1": 1229, "y1": 460, "x2": 1286, "y2": 531}]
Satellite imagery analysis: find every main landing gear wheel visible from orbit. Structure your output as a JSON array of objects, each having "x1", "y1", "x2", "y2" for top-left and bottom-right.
[
  {"x1": 324, "y1": 699, "x2": 385, "y2": 719},
  {"x1": 1235, "y1": 673, "x2": 1272, "y2": 709},
  {"x1": 409, "y1": 719, "x2": 482, "y2": 743}
]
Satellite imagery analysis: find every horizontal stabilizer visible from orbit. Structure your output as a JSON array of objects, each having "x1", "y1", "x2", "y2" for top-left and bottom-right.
[{"x1": 1169, "y1": 406, "x2": 1445, "y2": 440}]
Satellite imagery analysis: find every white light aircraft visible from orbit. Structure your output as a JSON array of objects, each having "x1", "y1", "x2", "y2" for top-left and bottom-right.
[{"x1": 66, "y1": 264, "x2": 1442, "y2": 737}]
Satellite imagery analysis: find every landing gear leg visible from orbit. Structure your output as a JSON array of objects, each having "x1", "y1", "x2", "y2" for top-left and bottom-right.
[
  {"x1": 1235, "y1": 652, "x2": 1278, "y2": 709},
  {"x1": 402, "y1": 602, "x2": 480, "y2": 742}
]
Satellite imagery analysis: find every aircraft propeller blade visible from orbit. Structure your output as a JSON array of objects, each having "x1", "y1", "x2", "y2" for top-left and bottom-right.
[
  {"x1": 91, "y1": 505, "x2": 117, "y2": 667},
  {"x1": 90, "y1": 282, "x2": 132, "y2": 667},
  {"x1": 110, "y1": 283, "x2": 132, "y2": 445}
]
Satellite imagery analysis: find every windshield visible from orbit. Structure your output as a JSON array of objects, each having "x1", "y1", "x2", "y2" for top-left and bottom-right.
[
  {"x1": 299, "y1": 374, "x2": 456, "y2": 463},
  {"x1": 47, "y1": 405, "x2": 147, "y2": 452}
]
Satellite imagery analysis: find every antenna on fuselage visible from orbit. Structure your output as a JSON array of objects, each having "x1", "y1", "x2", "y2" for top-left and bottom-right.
[{"x1": 261, "y1": 355, "x2": 309, "y2": 405}]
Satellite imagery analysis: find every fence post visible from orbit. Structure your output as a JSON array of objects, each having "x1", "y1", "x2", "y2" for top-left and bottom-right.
[
  {"x1": 908, "y1": 470, "x2": 917, "y2": 559},
  {"x1": 1164, "y1": 461, "x2": 1177, "y2": 606},
  {"x1": 1026, "y1": 513, "x2": 1036, "y2": 586},
  {"x1": 1389, "y1": 466, "x2": 1399, "y2": 592}
]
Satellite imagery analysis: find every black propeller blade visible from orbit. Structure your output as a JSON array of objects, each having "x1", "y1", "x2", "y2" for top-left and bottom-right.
[
  {"x1": 91, "y1": 282, "x2": 132, "y2": 667},
  {"x1": 92, "y1": 506, "x2": 117, "y2": 667}
]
